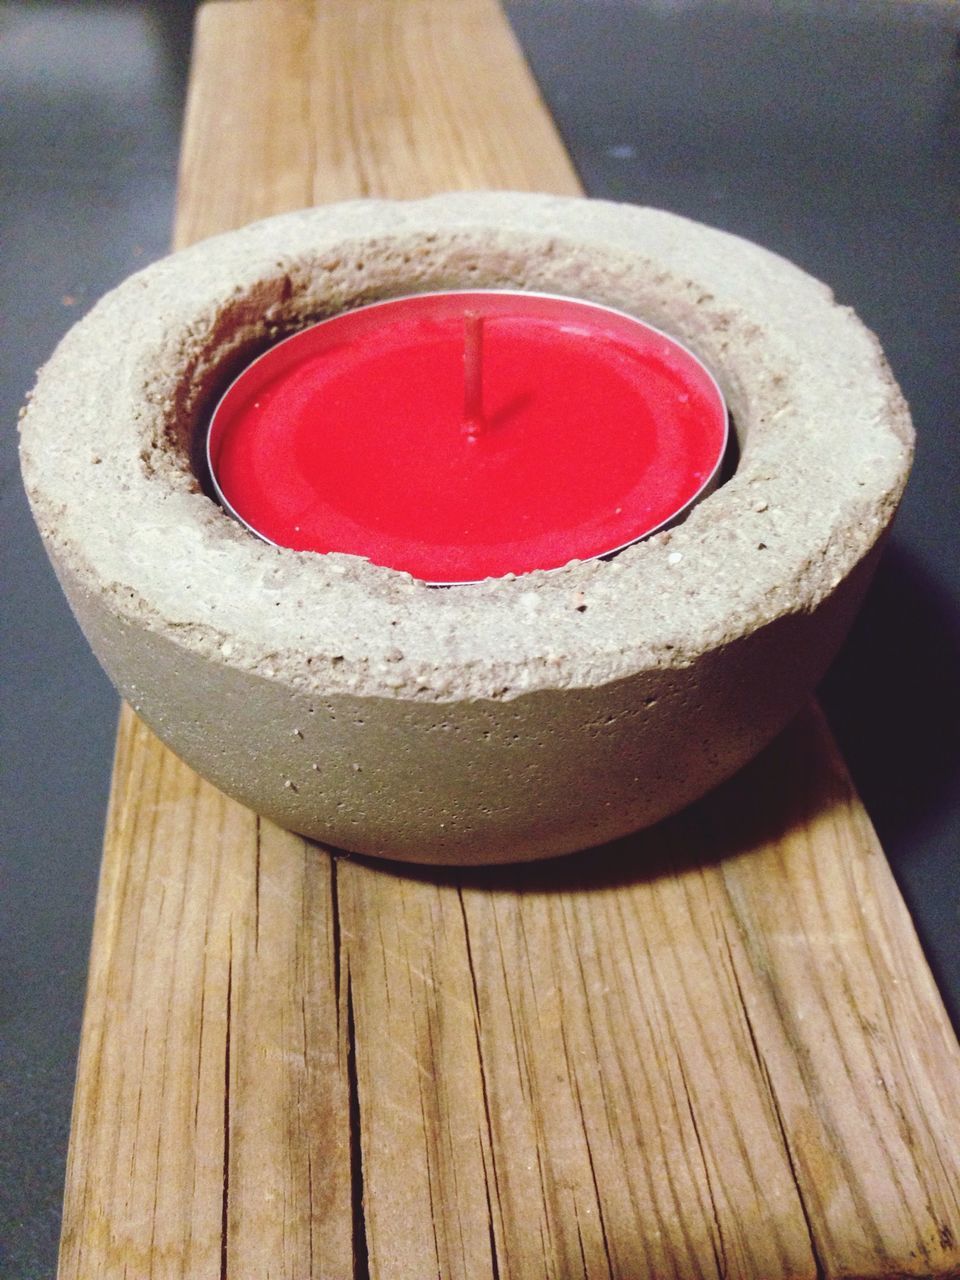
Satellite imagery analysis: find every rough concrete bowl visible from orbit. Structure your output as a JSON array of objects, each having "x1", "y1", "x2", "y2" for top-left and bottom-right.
[{"x1": 19, "y1": 194, "x2": 913, "y2": 865}]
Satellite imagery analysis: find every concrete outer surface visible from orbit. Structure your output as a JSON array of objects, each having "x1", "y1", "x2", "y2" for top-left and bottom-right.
[{"x1": 19, "y1": 194, "x2": 913, "y2": 864}]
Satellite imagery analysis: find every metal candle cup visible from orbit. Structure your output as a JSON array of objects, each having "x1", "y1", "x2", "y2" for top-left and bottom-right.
[{"x1": 206, "y1": 291, "x2": 729, "y2": 585}]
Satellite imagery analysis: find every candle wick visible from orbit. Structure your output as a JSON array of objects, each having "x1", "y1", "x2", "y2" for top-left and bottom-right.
[{"x1": 463, "y1": 310, "x2": 483, "y2": 439}]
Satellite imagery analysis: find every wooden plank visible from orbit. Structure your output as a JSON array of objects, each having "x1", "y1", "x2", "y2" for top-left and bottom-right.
[
  {"x1": 59, "y1": 1, "x2": 960, "y2": 1277},
  {"x1": 58, "y1": 710, "x2": 353, "y2": 1280},
  {"x1": 173, "y1": 0, "x2": 579, "y2": 248},
  {"x1": 341, "y1": 708, "x2": 960, "y2": 1279},
  {"x1": 712, "y1": 719, "x2": 960, "y2": 1273}
]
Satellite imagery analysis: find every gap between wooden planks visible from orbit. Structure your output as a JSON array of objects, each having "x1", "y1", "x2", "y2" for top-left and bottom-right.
[{"x1": 58, "y1": 2, "x2": 960, "y2": 1277}]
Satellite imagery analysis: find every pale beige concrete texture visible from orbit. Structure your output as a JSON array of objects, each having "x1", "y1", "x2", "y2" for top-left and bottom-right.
[{"x1": 19, "y1": 194, "x2": 913, "y2": 863}]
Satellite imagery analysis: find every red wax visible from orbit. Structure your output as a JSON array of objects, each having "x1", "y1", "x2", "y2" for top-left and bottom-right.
[{"x1": 207, "y1": 291, "x2": 727, "y2": 584}]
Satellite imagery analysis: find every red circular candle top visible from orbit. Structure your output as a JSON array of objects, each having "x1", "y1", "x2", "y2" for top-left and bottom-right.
[{"x1": 207, "y1": 291, "x2": 727, "y2": 584}]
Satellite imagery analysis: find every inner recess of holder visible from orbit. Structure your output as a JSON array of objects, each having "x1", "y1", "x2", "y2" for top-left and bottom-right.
[{"x1": 186, "y1": 273, "x2": 742, "y2": 581}]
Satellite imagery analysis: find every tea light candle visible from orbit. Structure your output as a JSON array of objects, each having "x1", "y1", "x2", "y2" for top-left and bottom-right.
[{"x1": 207, "y1": 290, "x2": 727, "y2": 584}]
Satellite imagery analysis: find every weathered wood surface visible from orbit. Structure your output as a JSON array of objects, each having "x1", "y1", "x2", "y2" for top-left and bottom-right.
[{"x1": 59, "y1": 2, "x2": 960, "y2": 1277}]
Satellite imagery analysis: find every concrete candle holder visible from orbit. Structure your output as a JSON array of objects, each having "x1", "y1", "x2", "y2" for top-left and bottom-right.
[{"x1": 19, "y1": 194, "x2": 912, "y2": 865}]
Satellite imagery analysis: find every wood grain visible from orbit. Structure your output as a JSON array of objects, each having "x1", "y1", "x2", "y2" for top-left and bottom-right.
[
  {"x1": 59, "y1": 1, "x2": 960, "y2": 1277},
  {"x1": 173, "y1": 0, "x2": 579, "y2": 249},
  {"x1": 340, "y1": 709, "x2": 960, "y2": 1279},
  {"x1": 59, "y1": 708, "x2": 353, "y2": 1280}
]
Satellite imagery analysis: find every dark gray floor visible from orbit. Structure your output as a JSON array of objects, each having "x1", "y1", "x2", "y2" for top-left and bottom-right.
[
  {"x1": 1, "y1": 1, "x2": 957, "y2": 1274},
  {"x1": 1, "y1": 4, "x2": 195, "y2": 1274}
]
